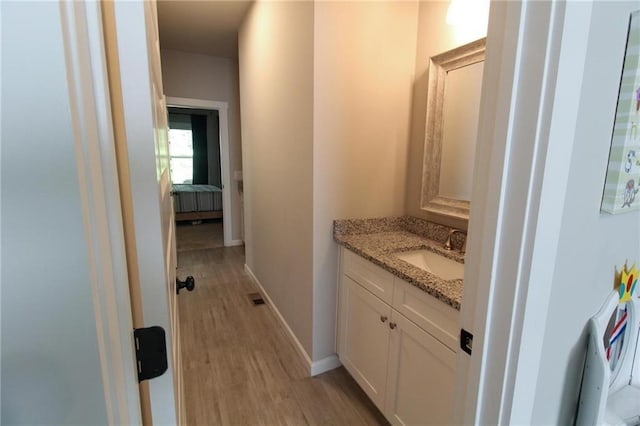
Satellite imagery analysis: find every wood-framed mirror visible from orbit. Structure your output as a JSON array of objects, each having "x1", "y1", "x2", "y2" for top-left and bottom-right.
[{"x1": 420, "y1": 38, "x2": 486, "y2": 223}]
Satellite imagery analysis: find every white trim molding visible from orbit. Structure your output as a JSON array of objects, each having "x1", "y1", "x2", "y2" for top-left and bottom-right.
[
  {"x1": 228, "y1": 239, "x2": 244, "y2": 247},
  {"x1": 311, "y1": 355, "x2": 342, "y2": 376},
  {"x1": 166, "y1": 96, "x2": 234, "y2": 247},
  {"x1": 244, "y1": 264, "x2": 317, "y2": 375}
]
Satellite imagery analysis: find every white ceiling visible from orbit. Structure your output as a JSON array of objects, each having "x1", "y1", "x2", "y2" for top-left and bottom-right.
[{"x1": 157, "y1": 0, "x2": 254, "y2": 59}]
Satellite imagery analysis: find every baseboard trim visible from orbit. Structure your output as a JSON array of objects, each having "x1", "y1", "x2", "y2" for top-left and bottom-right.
[
  {"x1": 311, "y1": 354, "x2": 342, "y2": 376},
  {"x1": 226, "y1": 239, "x2": 244, "y2": 247},
  {"x1": 244, "y1": 264, "x2": 313, "y2": 373}
]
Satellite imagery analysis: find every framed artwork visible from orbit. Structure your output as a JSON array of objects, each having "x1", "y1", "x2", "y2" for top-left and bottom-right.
[{"x1": 602, "y1": 10, "x2": 640, "y2": 214}]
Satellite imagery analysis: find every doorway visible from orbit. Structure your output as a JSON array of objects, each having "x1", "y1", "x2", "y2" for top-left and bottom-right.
[{"x1": 167, "y1": 97, "x2": 234, "y2": 247}]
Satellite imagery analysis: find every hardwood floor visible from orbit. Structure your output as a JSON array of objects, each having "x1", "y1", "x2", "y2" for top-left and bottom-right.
[
  {"x1": 176, "y1": 220, "x2": 224, "y2": 252},
  {"x1": 176, "y1": 227, "x2": 388, "y2": 425}
]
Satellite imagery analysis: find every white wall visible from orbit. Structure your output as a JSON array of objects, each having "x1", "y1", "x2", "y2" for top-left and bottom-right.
[
  {"x1": 312, "y1": 1, "x2": 419, "y2": 361},
  {"x1": 1, "y1": 2, "x2": 109, "y2": 423},
  {"x1": 238, "y1": 1, "x2": 315, "y2": 357},
  {"x1": 160, "y1": 49, "x2": 243, "y2": 240},
  {"x1": 532, "y1": 1, "x2": 640, "y2": 422},
  {"x1": 405, "y1": 1, "x2": 488, "y2": 230}
]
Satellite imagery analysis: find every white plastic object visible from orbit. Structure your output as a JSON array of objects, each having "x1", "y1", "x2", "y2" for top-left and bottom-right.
[{"x1": 576, "y1": 288, "x2": 640, "y2": 425}]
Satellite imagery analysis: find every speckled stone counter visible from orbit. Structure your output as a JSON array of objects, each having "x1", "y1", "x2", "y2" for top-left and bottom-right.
[{"x1": 334, "y1": 217, "x2": 465, "y2": 310}]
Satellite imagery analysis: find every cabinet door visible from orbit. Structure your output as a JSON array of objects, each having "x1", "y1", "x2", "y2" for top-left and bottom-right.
[
  {"x1": 338, "y1": 275, "x2": 392, "y2": 410},
  {"x1": 385, "y1": 311, "x2": 456, "y2": 426}
]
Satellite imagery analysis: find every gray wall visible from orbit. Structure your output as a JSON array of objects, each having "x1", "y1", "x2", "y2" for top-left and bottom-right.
[
  {"x1": 532, "y1": 1, "x2": 640, "y2": 423},
  {"x1": 1, "y1": 2, "x2": 108, "y2": 424}
]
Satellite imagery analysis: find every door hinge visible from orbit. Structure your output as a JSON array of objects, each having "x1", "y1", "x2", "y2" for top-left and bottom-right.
[
  {"x1": 460, "y1": 328, "x2": 473, "y2": 355},
  {"x1": 134, "y1": 326, "x2": 168, "y2": 382}
]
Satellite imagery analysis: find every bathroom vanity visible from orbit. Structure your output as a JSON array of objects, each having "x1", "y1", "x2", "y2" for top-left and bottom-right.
[
  {"x1": 332, "y1": 37, "x2": 485, "y2": 424},
  {"x1": 334, "y1": 217, "x2": 464, "y2": 425}
]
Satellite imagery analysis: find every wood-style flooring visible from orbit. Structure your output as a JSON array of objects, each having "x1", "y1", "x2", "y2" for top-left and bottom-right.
[
  {"x1": 176, "y1": 225, "x2": 388, "y2": 425},
  {"x1": 177, "y1": 220, "x2": 224, "y2": 252}
]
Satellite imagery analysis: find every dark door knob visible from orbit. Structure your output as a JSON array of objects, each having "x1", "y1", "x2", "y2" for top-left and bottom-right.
[{"x1": 176, "y1": 276, "x2": 195, "y2": 294}]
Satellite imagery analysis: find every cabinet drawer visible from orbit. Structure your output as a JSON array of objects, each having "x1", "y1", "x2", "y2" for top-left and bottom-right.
[
  {"x1": 392, "y1": 278, "x2": 459, "y2": 351},
  {"x1": 343, "y1": 249, "x2": 394, "y2": 304}
]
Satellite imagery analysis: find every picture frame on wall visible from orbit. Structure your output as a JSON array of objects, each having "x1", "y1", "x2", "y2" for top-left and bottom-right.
[{"x1": 601, "y1": 10, "x2": 640, "y2": 215}]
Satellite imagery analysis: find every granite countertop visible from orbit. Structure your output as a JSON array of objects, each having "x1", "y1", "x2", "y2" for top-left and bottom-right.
[{"x1": 334, "y1": 217, "x2": 465, "y2": 310}]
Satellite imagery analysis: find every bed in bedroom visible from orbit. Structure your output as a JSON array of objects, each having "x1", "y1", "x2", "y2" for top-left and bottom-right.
[{"x1": 172, "y1": 184, "x2": 223, "y2": 222}]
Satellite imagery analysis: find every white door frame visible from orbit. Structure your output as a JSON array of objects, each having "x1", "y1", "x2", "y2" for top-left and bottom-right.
[
  {"x1": 455, "y1": 1, "x2": 595, "y2": 424},
  {"x1": 166, "y1": 96, "x2": 234, "y2": 247}
]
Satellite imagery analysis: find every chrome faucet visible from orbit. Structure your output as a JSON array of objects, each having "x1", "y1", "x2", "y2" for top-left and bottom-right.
[{"x1": 444, "y1": 229, "x2": 467, "y2": 254}]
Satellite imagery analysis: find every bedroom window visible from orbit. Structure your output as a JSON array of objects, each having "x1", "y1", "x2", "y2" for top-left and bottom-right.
[
  {"x1": 168, "y1": 128, "x2": 193, "y2": 184},
  {"x1": 168, "y1": 110, "x2": 210, "y2": 185}
]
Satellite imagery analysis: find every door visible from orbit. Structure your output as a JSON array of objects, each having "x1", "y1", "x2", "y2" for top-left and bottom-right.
[
  {"x1": 103, "y1": 1, "x2": 183, "y2": 424},
  {"x1": 142, "y1": 7, "x2": 183, "y2": 424},
  {"x1": 385, "y1": 311, "x2": 456, "y2": 425},
  {"x1": 338, "y1": 275, "x2": 392, "y2": 410},
  {"x1": 1, "y1": 1, "x2": 144, "y2": 423}
]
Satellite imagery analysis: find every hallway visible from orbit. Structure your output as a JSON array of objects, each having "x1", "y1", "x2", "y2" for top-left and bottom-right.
[{"x1": 175, "y1": 224, "x2": 388, "y2": 425}]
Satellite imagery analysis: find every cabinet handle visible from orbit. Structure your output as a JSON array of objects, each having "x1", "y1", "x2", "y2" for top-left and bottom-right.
[
  {"x1": 380, "y1": 315, "x2": 388, "y2": 323},
  {"x1": 389, "y1": 322, "x2": 397, "y2": 330}
]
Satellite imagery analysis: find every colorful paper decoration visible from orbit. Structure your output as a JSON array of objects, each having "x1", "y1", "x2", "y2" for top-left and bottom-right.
[
  {"x1": 619, "y1": 263, "x2": 638, "y2": 303},
  {"x1": 606, "y1": 263, "x2": 637, "y2": 365}
]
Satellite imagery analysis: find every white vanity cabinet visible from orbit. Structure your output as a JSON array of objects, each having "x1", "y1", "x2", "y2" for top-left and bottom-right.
[
  {"x1": 339, "y1": 275, "x2": 392, "y2": 408},
  {"x1": 337, "y1": 247, "x2": 459, "y2": 425},
  {"x1": 385, "y1": 310, "x2": 456, "y2": 425}
]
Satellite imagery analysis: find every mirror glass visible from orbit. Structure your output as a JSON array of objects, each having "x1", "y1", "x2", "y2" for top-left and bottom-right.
[
  {"x1": 439, "y1": 61, "x2": 484, "y2": 201},
  {"x1": 421, "y1": 38, "x2": 486, "y2": 223}
]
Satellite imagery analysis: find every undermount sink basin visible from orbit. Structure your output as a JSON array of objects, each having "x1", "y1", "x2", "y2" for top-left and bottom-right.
[{"x1": 393, "y1": 250, "x2": 464, "y2": 281}]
